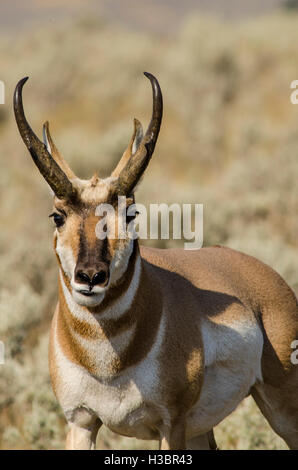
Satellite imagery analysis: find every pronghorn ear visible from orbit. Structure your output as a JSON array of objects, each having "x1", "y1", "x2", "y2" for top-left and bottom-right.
[
  {"x1": 111, "y1": 118, "x2": 143, "y2": 178},
  {"x1": 42, "y1": 121, "x2": 76, "y2": 180}
]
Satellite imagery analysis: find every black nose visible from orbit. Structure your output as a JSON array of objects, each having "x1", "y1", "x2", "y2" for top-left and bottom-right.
[
  {"x1": 92, "y1": 270, "x2": 109, "y2": 286},
  {"x1": 75, "y1": 265, "x2": 109, "y2": 287}
]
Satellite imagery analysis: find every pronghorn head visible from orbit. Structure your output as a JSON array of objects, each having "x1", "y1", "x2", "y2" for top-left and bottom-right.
[{"x1": 14, "y1": 73, "x2": 163, "y2": 307}]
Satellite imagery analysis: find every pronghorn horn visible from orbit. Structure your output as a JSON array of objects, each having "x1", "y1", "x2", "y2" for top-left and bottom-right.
[
  {"x1": 14, "y1": 77, "x2": 76, "y2": 200},
  {"x1": 111, "y1": 118, "x2": 144, "y2": 178},
  {"x1": 132, "y1": 118, "x2": 144, "y2": 155},
  {"x1": 43, "y1": 121, "x2": 76, "y2": 180},
  {"x1": 112, "y1": 72, "x2": 163, "y2": 195}
]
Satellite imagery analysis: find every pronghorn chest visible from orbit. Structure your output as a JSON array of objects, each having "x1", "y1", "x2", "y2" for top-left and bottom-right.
[
  {"x1": 51, "y1": 264, "x2": 265, "y2": 439},
  {"x1": 52, "y1": 256, "x2": 166, "y2": 439},
  {"x1": 52, "y1": 311, "x2": 165, "y2": 440},
  {"x1": 52, "y1": 310, "x2": 264, "y2": 439},
  {"x1": 54, "y1": 345, "x2": 163, "y2": 439},
  {"x1": 73, "y1": 371, "x2": 156, "y2": 437}
]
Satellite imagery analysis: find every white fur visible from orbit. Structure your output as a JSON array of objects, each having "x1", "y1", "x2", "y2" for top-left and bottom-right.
[
  {"x1": 202, "y1": 317, "x2": 263, "y2": 376},
  {"x1": 96, "y1": 254, "x2": 141, "y2": 320},
  {"x1": 60, "y1": 270, "x2": 105, "y2": 325},
  {"x1": 71, "y1": 325, "x2": 137, "y2": 380},
  {"x1": 109, "y1": 239, "x2": 135, "y2": 286},
  {"x1": 71, "y1": 285, "x2": 106, "y2": 307},
  {"x1": 187, "y1": 317, "x2": 264, "y2": 436},
  {"x1": 56, "y1": 228, "x2": 136, "y2": 308},
  {"x1": 53, "y1": 302, "x2": 167, "y2": 440},
  {"x1": 55, "y1": 236, "x2": 76, "y2": 280},
  {"x1": 54, "y1": 300, "x2": 264, "y2": 440}
]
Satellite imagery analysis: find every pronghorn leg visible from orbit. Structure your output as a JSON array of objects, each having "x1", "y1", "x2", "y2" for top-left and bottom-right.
[
  {"x1": 207, "y1": 429, "x2": 219, "y2": 450},
  {"x1": 159, "y1": 417, "x2": 186, "y2": 450},
  {"x1": 252, "y1": 378, "x2": 298, "y2": 450},
  {"x1": 65, "y1": 415, "x2": 102, "y2": 450},
  {"x1": 187, "y1": 430, "x2": 217, "y2": 450}
]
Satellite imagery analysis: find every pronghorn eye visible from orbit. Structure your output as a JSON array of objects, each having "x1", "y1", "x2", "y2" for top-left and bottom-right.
[{"x1": 49, "y1": 212, "x2": 65, "y2": 228}]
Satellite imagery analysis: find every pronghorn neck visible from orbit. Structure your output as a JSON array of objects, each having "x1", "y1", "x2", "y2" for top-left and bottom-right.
[{"x1": 56, "y1": 241, "x2": 163, "y2": 378}]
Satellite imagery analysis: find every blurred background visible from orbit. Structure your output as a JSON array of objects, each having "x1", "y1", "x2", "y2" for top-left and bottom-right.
[{"x1": 1, "y1": 0, "x2": 298, "y2": 450}]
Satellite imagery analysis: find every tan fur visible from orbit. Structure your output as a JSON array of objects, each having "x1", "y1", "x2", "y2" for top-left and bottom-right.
[
  {"x1": 47, "y1": 176, "x2": 298, "y2": 451},
  {"x1": 53, "y1": 246, "x2": 163, "y2": 377},
  {"x1": 18, "y1": 74, "x2": 298, "y2": 450}
]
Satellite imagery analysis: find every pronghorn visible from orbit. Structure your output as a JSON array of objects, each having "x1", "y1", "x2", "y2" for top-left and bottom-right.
[{"x1": 14, "y1": 73, "x2": 298, "y2": 450}]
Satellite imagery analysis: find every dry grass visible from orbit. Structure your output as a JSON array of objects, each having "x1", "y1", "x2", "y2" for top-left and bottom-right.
[{"x1": 0, "y1": 10, "x2": 298, "y2": 449}]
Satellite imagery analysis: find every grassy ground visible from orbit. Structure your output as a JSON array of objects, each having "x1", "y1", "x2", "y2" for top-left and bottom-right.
[{"x1": 0, "y1": 10, "x2": 298, "y2": 449}]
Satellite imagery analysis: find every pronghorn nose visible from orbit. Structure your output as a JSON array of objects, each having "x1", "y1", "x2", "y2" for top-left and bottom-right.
[
  {"x1": 75, "y1": 265, "x2": 109, "y2": 287},
  {"x1": 92, "y1": 269, "x2": 109, "y2": 286}
]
